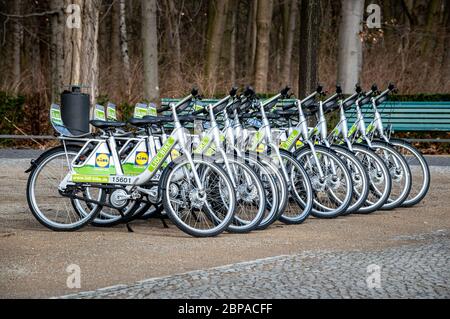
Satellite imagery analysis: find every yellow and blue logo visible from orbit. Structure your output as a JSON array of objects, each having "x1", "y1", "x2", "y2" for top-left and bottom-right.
[
  {"x1": 135, "y1": 151, "x2": 149, "y2": 166},
  {"x1": 95, "y1": 153, "x2": 110, "y2": 168}
]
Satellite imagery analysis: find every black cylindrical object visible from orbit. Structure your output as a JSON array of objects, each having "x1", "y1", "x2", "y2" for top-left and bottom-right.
[{"x1": 60, "y1": 86, "x2": 90, "y2": 135}]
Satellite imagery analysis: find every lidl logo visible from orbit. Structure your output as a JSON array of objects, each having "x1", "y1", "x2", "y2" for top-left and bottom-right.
[
  {"x1": 95, "y1": 153, "x2": 110, "y2": 168},
  {"x1": 135, "y1": 151, "x2": 149, "y2": 166}
]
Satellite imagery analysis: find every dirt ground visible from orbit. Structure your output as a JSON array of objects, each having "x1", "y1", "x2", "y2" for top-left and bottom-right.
[{"x1": 0, "y1": 158, "x2": 449, "y2": 298}]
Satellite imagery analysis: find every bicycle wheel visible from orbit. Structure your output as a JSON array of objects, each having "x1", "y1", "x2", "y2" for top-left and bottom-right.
[
  {"x1": 243, "y1": 152, "x2": 281, "y2": 230},
  {"x1": 351, "y1": 144, "x2": 391, "y2": 214},
  {"x1": 275, "y1": 150, "x2": 313, "y2": 224},
  {"x1": 371, "y1": 141, "x2": 412, "y2": 210},
  {"x1": 26, "y1": 146, "x2": 105, "y2": 231},
  {"x1": 330, "y1": 145, "x2": 369, "y2": 215},
  {"x1": 389, "y1": 138, "x2": 430, "y2": 207},
  {"x1": 216, "y1": 156, "x2": 266, "y2": 233},
  {"x1": 295, "y1": 145, "x2": 352, "y2": 218},
  {"x1": 161, "y1": 155, "x2": 236, "y2": 237}
]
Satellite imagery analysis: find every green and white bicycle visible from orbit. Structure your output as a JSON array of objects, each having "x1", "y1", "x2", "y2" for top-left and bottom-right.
[{"x1": 26, "y1": 90, "x2": 237, "y2": 237}]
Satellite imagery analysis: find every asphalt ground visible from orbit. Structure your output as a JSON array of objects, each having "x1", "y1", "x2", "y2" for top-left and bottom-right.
[{"x1": 0, "y1": 151, "x2": 449, "y2": 298}]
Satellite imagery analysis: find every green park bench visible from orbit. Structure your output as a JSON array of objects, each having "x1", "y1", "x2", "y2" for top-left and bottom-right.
[
  {"x1": 161, "y1": 99, "x2": 450, "y2": 143},
  {"x1": 345, "y1": 101, "x2": 450, "y2": 143}
]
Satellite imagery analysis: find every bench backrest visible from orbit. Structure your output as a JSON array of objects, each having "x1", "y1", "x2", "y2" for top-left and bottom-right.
[
  {"x1": 160, "y1": 99, "x2": 450, "y2": 132},
  {"x1": 345, "y1": 101, "x2": 450, "y2": 132}
]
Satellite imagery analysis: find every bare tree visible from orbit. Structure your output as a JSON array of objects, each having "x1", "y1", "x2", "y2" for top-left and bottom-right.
[
  {"x1": 79, "y1": 0, "x2": 101, "y2": 108},
  {"x1": 66, "y1": 0, "x2": 83, "y2": 86},
  {"x1": 205, "y1": 0, "x2": 229, "y2": 92},
  {"x1": 111, "y1": 0, "x2": 122, "y2": 93},
  {"x1": 298, "y1": 0, "x2": 321, "y2": 97},
  {"x1": 164, "y1": 0, "x2": 182, "y2": 75},
  {"x1": 12, "y1": 0, "x2": 22, "y2": 92},
  {"x1": 229, "y1": 0, "x2": 238, "y2": 85},
  {"x1": 119, "y1": 0, "x2": 131, "y2": 92},
  {"x1": 142, "y1": 0, "x2": 159, "y2": 101},
  {"x1": 337, "y1": 0, "x2": 364, "y2": 94},
  {"x1": 254, "y1": 0, "x2": 273, "y2": 93},
  {"x1": 281, "y1": 0, "x2": 298, "y2": 86},
  {"x1": 442, "y1": 2, "x2": 450, "y2": 85},
  {"x1": 245, "y1": 0, "x2": 258, "y2": 78},
  {"x1": 49, "y1": 0, "x2": 65, "y2": 101}
]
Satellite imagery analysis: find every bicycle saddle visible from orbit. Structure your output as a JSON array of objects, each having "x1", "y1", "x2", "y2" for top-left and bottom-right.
[
  {"x1": 178, "y1": 115, "x2": 207, "y2": 123},
  {"x1": 128, "y1": 116, "x2": 172, "y2": 127},
  {"x1": 273, "y1": 110, "x2": 298, "y2": 118},
  {"x1": 90, "y1": 120, "x2": 127, "y2": 129}
]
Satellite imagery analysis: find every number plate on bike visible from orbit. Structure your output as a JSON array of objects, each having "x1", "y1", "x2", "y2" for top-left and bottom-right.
[{"x1": 110, "y1": 176, "x2": 135, "y2": 184}]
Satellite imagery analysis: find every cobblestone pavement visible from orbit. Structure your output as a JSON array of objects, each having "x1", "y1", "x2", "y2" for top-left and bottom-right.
[{"x1": 60, "y1": 231, "x2": 450, "y2": 299}]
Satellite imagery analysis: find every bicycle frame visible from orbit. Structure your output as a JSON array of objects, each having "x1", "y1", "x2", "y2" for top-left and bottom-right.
[
  {"x1": 58, "y1": 102, "x2": 205, "y2": 191},
  {"x1": 334, "y1": 90, "x2": 401, "y2": 170}
]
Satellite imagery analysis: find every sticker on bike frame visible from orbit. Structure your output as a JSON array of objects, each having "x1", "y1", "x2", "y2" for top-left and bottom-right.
[
  {"x1": 135, "y1": 151, "x2": 149, "y2": 166},
  {"x1": 366, "y1": 123, "x2": 375, "y2": 134},
  {"x1": 280, "y1": 129, "x2": 300, "y2": 150},
  {"x1": 50, "y1": 104, "x2": 63, "y2": 126},
  {"x1": 94, "y1": 105, "x2": 106, "y2": 121},
  {"x1": 148, "y1": 103, "x2": 158, "y2": 117},
  {"x1": 148, "y1": 136, "x2": 176, "y2": 172},
  {"x1": 71, "y1": 174, "x2": 109, "y2": 184},
  {"x1": 107, "y1": 102, "x2": 117, "y2": 121},
  {"x1": 250, "y1": 130, "x2": 265, "y2": 151},
  {"x1": 308, "y1": 127, "x2": 319, "y2": 139},
  {"x1": 204, "y1": 135, "x2": 225, "y2": 156},
  {"x1": 134, "y1": 103, "x2": 148, "y2": 119},
  {"x1": 332, "y1": 127, "x2": 340, "y2": 136},
  {"x1": 193, "y1": 103, "x2": 204, "y2": 112},
  {"x1": 348, "y1": 124, "x2": 357, "y2": 137},
  {"x1": 170, "y1": 149, "x2": 181, "y2": 160},
  {"x1": 95, "y1": 153, "x2": 110, "y2": 168},
  {"x1": 193, "y1": 135, "x2": 212, "y2": 154}
]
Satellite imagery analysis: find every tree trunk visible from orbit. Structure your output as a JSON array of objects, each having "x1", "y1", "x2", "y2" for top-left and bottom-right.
[
  {"x1": 165, "y1": 0, "x2": 182, "y2": 75},
  {"x1": 50, "y1": 0, "x2": 65, "y2": 101},
  {"x1": 80, "y1": 0, "x2": 101, "y2": 108},
  {"x1": 245, "y1": 0, "x2": 258, "y2": 78},
  {"x1": 422, "y1": 0, "x2": 441, "y2": 53},
  {"x1": 230, "y1": 0, "x2": 238, "y2": 85},
  {"x1": 442, "y1": 3, "x2": 450, "y2": 85},
  {"x1": 205, "y1": 0, "x2": 229, "y2": 92},
  {"x1": 12, "y1": 0, "x2": 22, "y2": 93},
  {"x1": 66, "y1": 0, "x2": 83, "y2": 86},
  {"x1": 298, "y1": 0, "x2": 321, "y2": 97},
  {"x1": 281, "y1": 0, "x2": 298, "y2": 86},
  {"x1": 119, "y1": 0, "x2": 131, "y2": 93},
  {"x1": 337, "y1": 0, "x2": 364, "y2": 94},
  {"x1": 142, "y1": 0, "x2": 160, "y2": 102},
  {"x1": 111, "y1": 0, "x2": 122, "y2": 94},
  {"x1": 254, "y1": 0, "x2": 273, "y2": 93}
]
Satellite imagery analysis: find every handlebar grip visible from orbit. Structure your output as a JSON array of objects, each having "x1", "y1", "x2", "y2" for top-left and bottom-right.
[
  {"x1": 244, "y1": 86, "x2": 255, "y2": 97},
  {"x1": 316, "y1": 85, "x2": 323, "y2": 94},
  {"x1": 371, "y1": 84, "x2": 378, "y2": 92},
  {"x1": 229, "y1": 87, "x2": 238, "y2": 97},
  {"x1": 280, "y1": 86, "x2": 291, "y2": 96},
  {"x1": 355, "y1": 84, "x2": 362, "y2": 93},
  {"x1": 191, "y1": 87, "x2": 199, "y2": 98},
  {"x1": 388, "y1": 83, "x2": 396, "y2": 91},
  {"x1": 336, "y1": 85, "x2": 342, "y2": 94}
]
